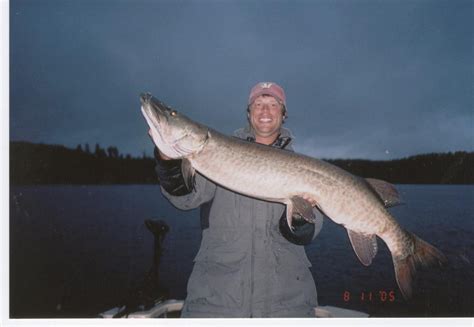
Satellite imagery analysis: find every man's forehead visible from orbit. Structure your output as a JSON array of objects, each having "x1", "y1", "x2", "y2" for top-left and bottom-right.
[{"x1": 253, "y1": 95, "x2": 280, "y2": 103}]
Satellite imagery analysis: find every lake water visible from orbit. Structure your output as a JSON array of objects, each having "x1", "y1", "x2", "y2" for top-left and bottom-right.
[{"x1": 9, "y1": 184, "x2": 474, "y2": 318}]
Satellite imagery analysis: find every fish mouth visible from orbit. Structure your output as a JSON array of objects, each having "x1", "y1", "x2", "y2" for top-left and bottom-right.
[
  {"x1": 140, "y1": 92, "x2": 191, "y2": 157},
  {"x1": 140, "y1": 92, "x2": 152, "y2": 105},
  {"x1": 140, "y1": 92, "x2": 166, "y2": 117},
  {"x1": 141, "y1": 95, "x2": 161, "y2": 129}
]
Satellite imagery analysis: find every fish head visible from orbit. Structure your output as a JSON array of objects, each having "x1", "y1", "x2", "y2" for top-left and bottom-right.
[{"x1": 140, "y1": 93, "x2": 209, "y2": 159}]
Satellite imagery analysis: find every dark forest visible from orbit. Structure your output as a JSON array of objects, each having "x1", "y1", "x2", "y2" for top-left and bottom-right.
[{"x1": 10, "y1": 141, "x2": 473, "y2": 185}]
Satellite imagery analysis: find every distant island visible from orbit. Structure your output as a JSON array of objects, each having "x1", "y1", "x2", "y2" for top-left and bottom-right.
[{"x1": 10, "y1": 141, "x2": 473, "y2": 185}]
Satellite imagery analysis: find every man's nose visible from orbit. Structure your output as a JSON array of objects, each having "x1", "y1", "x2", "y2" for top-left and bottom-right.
[{"x1": 261, "y1": 104, "x2": 271, "y2": 112}]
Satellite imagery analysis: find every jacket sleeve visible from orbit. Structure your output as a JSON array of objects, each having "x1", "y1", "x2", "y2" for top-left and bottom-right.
[
  {"x1": 154, "y1": 147, "x2": 216, "y2": 210},
  {"x1": 154, "y1": 148, "x2": 192, "y2": 196},
  {"x1": 279, "y1": 207, "x2": 324, "y2": 245}
]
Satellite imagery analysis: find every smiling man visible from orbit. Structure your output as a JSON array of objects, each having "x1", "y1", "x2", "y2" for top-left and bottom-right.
[
  {"x1": 151, "y1": 82, "x2": 324, "y2": 317},
  {"x1": 247, "y1": 82, "x2": 286, "y2": 145}
]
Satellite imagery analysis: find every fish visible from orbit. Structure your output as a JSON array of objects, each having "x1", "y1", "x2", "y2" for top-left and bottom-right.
[{"x1": 140, "y1": 92, "x2": 447, "y2": 300}]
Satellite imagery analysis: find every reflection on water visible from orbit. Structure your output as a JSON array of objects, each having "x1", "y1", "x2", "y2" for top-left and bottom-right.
[{"x1": 10, "y1": 185, "x2": 474, "y2": 317}]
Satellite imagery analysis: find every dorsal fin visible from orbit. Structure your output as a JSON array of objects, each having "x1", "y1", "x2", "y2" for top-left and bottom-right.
[{"x1": 365, "y1": 178, "x2": 402, "y2": 208}]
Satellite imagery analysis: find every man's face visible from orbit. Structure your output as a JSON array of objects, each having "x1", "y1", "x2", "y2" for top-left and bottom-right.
[{"x1": 248, "y1": 95, "x2": 284, "y2": 142}]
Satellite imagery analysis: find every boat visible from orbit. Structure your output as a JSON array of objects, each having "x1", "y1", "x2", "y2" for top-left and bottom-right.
[
  {"x1": 99, "y1": 299, "x2": 368, "y2": 318},
  {"x1": 99, "y1": 299, "x2": 184, "y2": 318}
]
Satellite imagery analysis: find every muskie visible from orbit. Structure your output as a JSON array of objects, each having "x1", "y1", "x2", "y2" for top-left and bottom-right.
[{"x1": 140, "y1": 93, "x2": 446, "y2": 300}]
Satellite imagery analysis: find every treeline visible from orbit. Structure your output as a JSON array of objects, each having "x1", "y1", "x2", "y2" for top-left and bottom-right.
[
  {"x1": 10, "y1": 141, "x2": 474, "y2": 185},
  {"x1": 11, "y1": 141, "x2": 158, "y2": 185},
  {"x1": 327, "y1": 152, "x2": 473, "y2": 184}
]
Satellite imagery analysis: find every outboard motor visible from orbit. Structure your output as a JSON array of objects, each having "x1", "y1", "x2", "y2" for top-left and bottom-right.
[{"x1": 113, "y1": 219, "x2": 170, "y2": 318}]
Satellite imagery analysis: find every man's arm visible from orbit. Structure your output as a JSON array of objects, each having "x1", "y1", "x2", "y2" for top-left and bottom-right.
[
  {"x1": 154, "y1": 147, "x2": 193, "y2": 196},
  {"x1": 153, "y1": 147, "x2": 216, "y2": 210}
]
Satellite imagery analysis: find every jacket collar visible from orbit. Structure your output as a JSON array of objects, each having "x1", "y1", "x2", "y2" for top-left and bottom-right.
[{"x1": 233, "y1": 125, "x2": 294, "y2": 150}]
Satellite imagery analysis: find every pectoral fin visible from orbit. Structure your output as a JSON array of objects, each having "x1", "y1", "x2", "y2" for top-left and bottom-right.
[
  {"x1": 181, "y1": 159, "x2": 195, "y2": 190},
  {"x1": 365, "y1": 178, "x2": 402, "y2": 208},
  {"x1": 347, "y1": 230, "x2": 378, "y2": 266}
]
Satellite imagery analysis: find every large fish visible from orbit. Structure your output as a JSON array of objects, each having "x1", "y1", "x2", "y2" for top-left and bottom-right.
[{"x1": 140, "y1": 92, "x2": 446, "y2": 300}]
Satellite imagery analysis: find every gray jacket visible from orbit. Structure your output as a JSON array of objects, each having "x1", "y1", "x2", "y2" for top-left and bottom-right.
[{"x1": 160, "y1": 126, "x2": 324, "y2": 317}]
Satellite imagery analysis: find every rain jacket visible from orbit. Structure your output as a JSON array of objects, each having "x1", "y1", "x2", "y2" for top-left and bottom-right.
[{"x1": 158, "y1": 126, "x2": 324, "y2": 317}]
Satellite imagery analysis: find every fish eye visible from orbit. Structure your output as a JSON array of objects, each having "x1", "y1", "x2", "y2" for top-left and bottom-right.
[{"x1": 170, "y1": 110, "x2": 177, "y2": 116}]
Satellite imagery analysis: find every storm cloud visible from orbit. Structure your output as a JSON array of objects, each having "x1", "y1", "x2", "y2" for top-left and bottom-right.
[{"x1": 10, "y1": 0, "x2": 473, "y2": 159}]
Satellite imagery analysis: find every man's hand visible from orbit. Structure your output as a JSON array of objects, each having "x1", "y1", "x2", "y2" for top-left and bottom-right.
[{"x1": 148, "y1": 129, "x2": 171, "y2": 160}]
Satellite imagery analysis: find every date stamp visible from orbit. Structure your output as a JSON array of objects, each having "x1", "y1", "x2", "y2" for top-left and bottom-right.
[{"x1": 343, "y1": 290, "x2": 396, "y2": 303}]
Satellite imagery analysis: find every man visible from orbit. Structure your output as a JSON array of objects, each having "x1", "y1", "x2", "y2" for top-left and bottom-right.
[{"x1": 151, "y1": 82, "x2": 324, "y2": 317}]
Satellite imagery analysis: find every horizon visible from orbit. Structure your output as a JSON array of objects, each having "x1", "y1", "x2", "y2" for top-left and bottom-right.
[{"x1": 10, "y1": 139, "x2": 473, "y2": 162}]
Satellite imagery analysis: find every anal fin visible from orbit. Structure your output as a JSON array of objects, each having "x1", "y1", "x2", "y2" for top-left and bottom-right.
[{"x1": 347, "y1": 230, "x2": 378, "y2": 266}]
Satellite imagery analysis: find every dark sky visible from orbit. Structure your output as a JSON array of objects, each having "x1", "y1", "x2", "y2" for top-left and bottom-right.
[{"x1": 10, "y1": 0, "x2": 473, "y2": 159}]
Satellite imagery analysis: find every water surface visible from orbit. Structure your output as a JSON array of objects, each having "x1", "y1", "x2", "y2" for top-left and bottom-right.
[{"x1": 10, "y1": 184, "x2": 474, "y2": 317}]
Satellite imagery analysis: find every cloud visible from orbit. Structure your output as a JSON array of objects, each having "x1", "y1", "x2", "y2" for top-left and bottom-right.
[{"x1": 10, "y1": 0, "x2": 473, "y2": 159}]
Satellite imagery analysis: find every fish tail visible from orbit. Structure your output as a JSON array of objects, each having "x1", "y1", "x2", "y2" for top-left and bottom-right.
[{"x1": 393, "y1": 232, "x2": 447, "y2": 300}]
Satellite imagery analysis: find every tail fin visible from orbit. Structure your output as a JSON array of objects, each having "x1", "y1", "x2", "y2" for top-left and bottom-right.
[{"x1": 393, "y1": 233, "x2": 447, "y2": 300}]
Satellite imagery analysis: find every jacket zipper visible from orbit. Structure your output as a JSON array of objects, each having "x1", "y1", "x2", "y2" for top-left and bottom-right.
[{"x1": 250, "y1": 201, "x2": 255, "y2": 317}]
